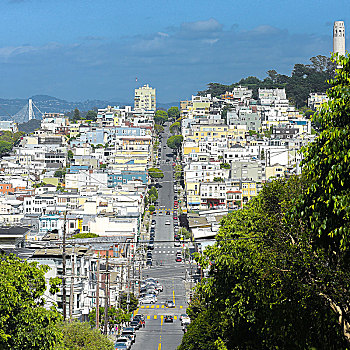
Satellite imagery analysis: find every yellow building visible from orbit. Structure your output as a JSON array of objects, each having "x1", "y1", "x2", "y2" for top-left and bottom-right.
[
  {"x1": 265, "y1": 164, "x2": 287, "y2": 180},
  {"x1": 188, "y1": 125, "x2": 247, "y2": 143},
  {"x1": 134, "y1": 84, "x2": 156, "y2": 111},
  {"x1": 241, "y1": 181, "x2": 258, "y2": 203}
]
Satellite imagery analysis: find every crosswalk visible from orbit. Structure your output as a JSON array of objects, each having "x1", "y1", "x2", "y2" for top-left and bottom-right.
[
  {"x1": 145, "y1": 315, "x2": 178, "y2": 320},
  {"x1": 139, "y1": 305, "x2": 184, "y2": 309}
]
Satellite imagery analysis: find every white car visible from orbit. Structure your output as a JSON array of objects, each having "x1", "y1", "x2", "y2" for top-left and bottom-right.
[
  {"x1": 139, "y1": 296, "x2": 157, "y2": 304},
  {"x1": 116, "y1": 337, "x2": 132, "y2": 350},
  {"x1": 165, "y1": 220, "x2": 171, "y2": 225}
]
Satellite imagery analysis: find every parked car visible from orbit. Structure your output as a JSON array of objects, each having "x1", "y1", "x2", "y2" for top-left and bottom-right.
[
  {"x1": 165, "y1": 300, "x2": 175, "y2": 308},
  {"x1": 174, "y1": 239, "x2": 181, "y2": 247},
  {"x1": 115, "y1": 342, "x2": 128, "y2": 350},
  {"x1": 176, "y1": 256, "x2": 182, "y2": 262},
  {"x1": 164, "y1": 315, "x2": 174, "y2": 323},
  {"x1": 116, "y1": 337, "x2": 131, "y2": 349},
  {"x1": 166, "y1": 211, "x2": 170, "y2": 215},
  {"x1": 130, "y1": 320, "x2": 141, "y2": 329},
  {"x1": 181, "y1": 315, "x2": 191, "y2": 326},
  {"x1": 165, "y1": 220, "x2": 171, "y2": 225},
  {"x1": 139, "y1": 295, "x2": 157, "y2": 304}
]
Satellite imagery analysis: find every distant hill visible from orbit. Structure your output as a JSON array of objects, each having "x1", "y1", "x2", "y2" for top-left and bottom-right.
[{"x1": 0, "y1": 95, "x2": 179, "y2": 123}]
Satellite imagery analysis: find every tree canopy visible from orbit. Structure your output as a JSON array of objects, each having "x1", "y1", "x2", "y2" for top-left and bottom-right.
[
  {"x1": 167, "y1": 106, "x2": 180, "y2": 120},
  {"x1": 167, "y1": 135, "x2": 183, "y2": 150},
  {"x1": 85, "y1": 110, "x2": 98, "y2": 121},
  {"x1": 0, "y1": 253, "x2": 62, "y2": 350},
  {"x1": 55, "y1": 322, "x2": 113, "y2": 350},
  {"x1": 148, "y1": 167, "x2": 164, "y2": 179},
  {"x1": 154, "y1": 124, "x2": 164, "y2": 134},
  {"x1": 169, "y1": 121, "x2": 181, "y2": 134},
  {"x1": 154, "y1": 110, "x2": 168, "y2": 125}
]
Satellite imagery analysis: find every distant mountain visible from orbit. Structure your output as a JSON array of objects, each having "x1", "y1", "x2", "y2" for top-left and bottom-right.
[{"x1": 0, "y1": 95, "x2": 179, "y2": 123}]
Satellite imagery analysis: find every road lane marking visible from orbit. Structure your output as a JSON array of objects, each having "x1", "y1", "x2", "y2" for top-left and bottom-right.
[
  {"x1": 160, "y1": 315, "x2": 164, "y2": 325},
  {"x1": 151, "y1": 305, "x2": 154, "y2": 309},
  {"x1": 156, "y1": 305, "x2": 160, "y2": 308},
  {"x1": 146, "y1": 306, "x2": 149, "y2": 309},
  {"x1": 158, "y1": 343, "x2": 161, "y2": 350},
  {"x1": 161, "y1": 305, "x2": 164, "y2": 308},
  {"x1": 134, "y1": 308, "x2": 139, "y2": 316},
  {"x1": 180, "y1": 305, "x2": 183, "y2": 309},
  {"x1": 154, "y1": 315, "x2": 157, "y2": 319},
  {"x1": 174, "y1": 316, "x2": 177, "y2": 320},
  {"x1": 173, "y1": 289, "x2": 175, "y2": 304},
  {"x1": 140, "y1": 306, "x2": 144, "y2": 309},
  {"x1": 147, "y1": 315, "x2": 150, "y2": 319}
]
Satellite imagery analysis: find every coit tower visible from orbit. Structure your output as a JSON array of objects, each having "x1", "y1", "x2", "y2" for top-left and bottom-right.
[{"x1": 333, "y1": 21, "x2": 345, "y2": 56}]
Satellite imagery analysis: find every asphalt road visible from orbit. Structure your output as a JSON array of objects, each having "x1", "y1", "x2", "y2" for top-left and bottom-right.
[{"x1": 132, "y1": 124, "x2": 187, "y2": 350}]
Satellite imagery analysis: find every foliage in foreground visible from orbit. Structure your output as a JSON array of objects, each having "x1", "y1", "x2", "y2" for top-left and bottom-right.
[
  {"x1": 55, "y1": 322, "x2": 113, "y2": 350},
  {"x1": 180, "y1": 178, "x2": 347, "y2": 349},
  {"x1": 0, "y1": 253, "x2": 62, "y2": 350}
]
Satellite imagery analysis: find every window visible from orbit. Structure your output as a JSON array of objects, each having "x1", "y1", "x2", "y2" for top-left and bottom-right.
[{"x1": 70, "y1": 223, "x2": 74, "y2": 228}]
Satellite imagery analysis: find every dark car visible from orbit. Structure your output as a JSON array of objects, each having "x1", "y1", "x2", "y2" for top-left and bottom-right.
[
  {"x1": 130, "y1": 320, "x2": 141, "y2": 329},
  {"x1": 176, "y1": 256, "x2": 182, "y2": 262},
  {"x1": 146, "y1": 260, "x2": 152, "y2": 266},
  {"x1": 133, "y1": 314, "x2": 145, "y2": 322},
  {"x1": 166, "y1": 211, "x2": 170, "y2": 215},
  {"x1": 164, "y1": 315, "x2": 174, "y2": 323},
  {"x1": 174, "y1": 195, "x2": 177, "y2": 200}
]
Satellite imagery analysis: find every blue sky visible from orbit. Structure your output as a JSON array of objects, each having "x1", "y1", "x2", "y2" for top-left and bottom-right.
[{"x1": 0, "y1": 0, "x2": 349, "y2": 103}]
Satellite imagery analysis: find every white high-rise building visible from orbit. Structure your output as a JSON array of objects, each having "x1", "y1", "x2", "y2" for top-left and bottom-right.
[
  {"x1": 134, "y1": 84, "x2": 156, "y2": 111},
  {"x1": 333, "y1": 21, "x2": 346, "y2": 57}
]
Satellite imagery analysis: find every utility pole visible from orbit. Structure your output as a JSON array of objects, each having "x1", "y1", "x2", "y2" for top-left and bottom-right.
[
  {"x1": 119, "y1": 263, "x2": 124, "y2": 309},
  {"x1": 127, "y1": 244, "x2": 130, "y2": 313},
  {"x1": 103, "y1": 251, "x2": 109, "y2": 335},
  {"x1": 96, "y1": 256, "x2": 100, "y2": 330},
  {"x1": 62, "y1": 211, "x2": 67, "y2": 321},
  {"x1": 69, "y1": 246, "x2": 75, "y2": 321},
  {"x1": 138, "y1": 264, "x2": 141, "y2": 296}
]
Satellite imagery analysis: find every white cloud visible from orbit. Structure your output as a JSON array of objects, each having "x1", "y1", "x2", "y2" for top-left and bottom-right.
[{"x1": 181, "y1": 18, "x2": 223, "y2": 32}]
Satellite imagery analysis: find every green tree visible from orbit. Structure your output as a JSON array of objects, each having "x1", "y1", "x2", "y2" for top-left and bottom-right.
[
  {"x1": 180, "y1": 177, "x2": 347, "y2": 349},
  {"x1": 119, "y1": 292, "x2": 138, "y2": 312},
  {"x1": 167, "y1": 135, "x2": 183, "y2": 151},
  {"x1": 167, "y1": 106, "x2": 180, "y2": 120},
  {"x1": 71, "y1": 232, "x2": 99, "y2": 239},
  {"x1": 154, "y1": 110, "x2": 168, "y2": 125},
  {"x1": 295, "y1": 54, "x2": 350, "y2": 254},
  {"x1": 85, "y1": 110, "x2": 98, "y2": 121},
  {"x1": 148, "y1": 186, "x2": 158, "y2": 203},
  {"x1": 148, "y1": 167, "x2": 164, "y2": 179},
  {"x1": 213, "y1": 177, "x2": 224, "y2": 182},
  {"x1": 220, "y1": 163, "x2": 230, "y2": 169},
  {"x1": 169, "y1": 121, "x2": 181, "y2": 134},
  {"x1": 0, "y1": 253, "x2": 62, "y2": 350},
  {"x1": 149, "y1": 205, "x2": 155, "y2": 213},
  {"x1": 88, "y1": 306, "x2": 130, "y2": 333},
  {"x1": 0, "y1": 140, "x2": 12, "y2": 154},
  {"x1": 154, "y1": 124, "x2": 164, "y2": 134},
  {"x1": 67, "y1": 150, "x2": 74, "y2": 160},
  {"x1": 54, "y1": 168, "x2": 66, "y2": 179},
  {"x1": 55, "y1": 321, "x2": 113, "y2": 350},
  {"x1": 72, "y1": 108, "x2": 80, "y2": 122}
]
